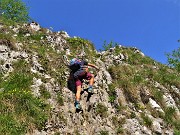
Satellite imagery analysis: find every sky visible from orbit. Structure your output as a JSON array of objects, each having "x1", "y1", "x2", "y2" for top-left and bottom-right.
[{"x1": 22, "y1": 0, "x2": 180, "y2": 64}]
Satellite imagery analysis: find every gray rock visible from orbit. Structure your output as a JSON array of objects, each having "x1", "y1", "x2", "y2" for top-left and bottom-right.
[
  {"x1": 152, "y1": 121, "x2": 162, "y2": 134},
  {"x1": 148, "y1": 98, "x2": 164, "y2": 113},
  {"x1": 30, "y1": 22, "x2": 41, "y2": 31}
]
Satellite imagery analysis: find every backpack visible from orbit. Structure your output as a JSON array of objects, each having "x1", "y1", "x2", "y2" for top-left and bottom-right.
[{"x1": 69, "y1": 58, "x2": 81, "y2": 72}]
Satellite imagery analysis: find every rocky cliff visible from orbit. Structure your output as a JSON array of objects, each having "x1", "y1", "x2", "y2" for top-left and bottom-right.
[{"x1": 0, "y1": 20, "x2": 179, "y2": 135}]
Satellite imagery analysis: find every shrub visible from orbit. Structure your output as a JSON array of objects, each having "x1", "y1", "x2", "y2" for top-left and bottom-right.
[
  {"x1": 102, "y1": 40, "x2": 118, "y2": 51},
  {"x1": 0, "y1": 0, "x2": 29, "y2": 22},
  {"x1": 166, "y1": 47, "x2": 180, "y2": 72}
]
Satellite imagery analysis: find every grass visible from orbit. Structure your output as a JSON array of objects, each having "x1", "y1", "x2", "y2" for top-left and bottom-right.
[
  {"x1": 39, "y1": 85, "x2": 51, "y2": 99},
  {"x1": 95, "y1": 103, "x2": 108, "y2": 118},
  {"x1": 173, "y1": 120, "x2": 180, "y2": 134},
  {"x1": 102, "y1": 40, "x2": 118, "y2": 51},
  {"x1": 140, "y1": 113, "x2": 152, "y2": 127},
  {"x1": 1, "y1": 15, "x2": 180, "y2": 134},
  {"x1": 57, "y1": 92, "x2": 64, "y2": 106},
  {"x1": 112, "y1": 116, "x2": 126, "y2": 130},
  {"x1": 163, "y1": 107, "x2": 180, "y2": 134},
  {"x1": 0, "y1": 89, "x2": 50, "y2": 134},
  {"x1": 0, "y1": 68, "x2": 49, "y2": 134},
  {"x1": 107, "y1": 58, "x2": 180, "y2": 105},
  {"x1": 108, "y1": 65, "x2": 140, "y2": 103},
  {"x1": 74, "y1": 130, "x2": 81, "y2": 135},
  {"x1": 99, "y1": 130, "x2": 109, "y2": 135},
  {"x1": 150, "y1": 87, "x2": 164, "y2": 105},
  {"x1": 164, "y1": 107, "x2": 176, "y2": 124},
  {"x1": 174, "y1": 129, "x2": 180, "y2": 135},
  {"x1": 13, "y1": 60, "x2": 31, "y2": 73},
  {"x1": 66, "y1": 37, "x2": 96, "y2": 62},
  {"x1": 153, "y1": 66, "x2": 180, "y2": 88},
  {"x1": 0, "y1": 114, "x2": 25, "y2": 135},
  {"x1": 108, "y1": 84, "x2": 116, "y2": 103},
  {"x1": 116, "y1": 127, "x2": 124, "y2": 134},
  {"x1": 1, "y1": 72, "x2": 33, "y2": 91},
  {"x1": 130, "y1": 112, "x2": 136, "y2": 118},
  {"x1": 57, "y1": 112, "x2": 67, "y2": 125}
]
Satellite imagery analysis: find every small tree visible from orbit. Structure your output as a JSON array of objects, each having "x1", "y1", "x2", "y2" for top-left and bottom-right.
[
  {"x1": 0, "y1": 0, "x2": 29, "y2": 22},
  {"x1": 166, "y1": 47, "x2": 180, "y2": 72}
]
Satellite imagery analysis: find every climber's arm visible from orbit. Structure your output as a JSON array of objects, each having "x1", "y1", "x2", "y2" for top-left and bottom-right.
[{"x1": 88, "y1": 63, "x2": 99, "y2": 70}]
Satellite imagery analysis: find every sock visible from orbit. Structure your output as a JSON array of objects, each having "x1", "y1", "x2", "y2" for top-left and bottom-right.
[
  {"x1": 75, "y1": 100, "x2": 79, "y2": 104},
  {"x1": 89, "y1": 85, "x2": 93, "y2": 89}
]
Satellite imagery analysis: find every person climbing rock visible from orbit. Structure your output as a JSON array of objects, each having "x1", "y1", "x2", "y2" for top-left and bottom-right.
[{"x1": 69, "y1": 58, "x2": 99, "y2": 110}]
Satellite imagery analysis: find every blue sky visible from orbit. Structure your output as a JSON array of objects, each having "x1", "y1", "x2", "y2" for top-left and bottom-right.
[{"x1": 22, "y1": 0, "x2": 180, "y2": 64}]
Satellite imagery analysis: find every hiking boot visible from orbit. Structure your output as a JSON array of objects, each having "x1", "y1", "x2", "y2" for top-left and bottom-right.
[
  {"x1": 75, "y1": 101, "x2": 82, "y2": 110},
  {"x1": 88, "y1": 87, "x2": 93, "y2": 94}
]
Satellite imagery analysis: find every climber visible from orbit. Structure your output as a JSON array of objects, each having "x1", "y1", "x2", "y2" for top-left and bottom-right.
[{"x1": 69, "y1": 58, "x2": 99, "y2": 110}]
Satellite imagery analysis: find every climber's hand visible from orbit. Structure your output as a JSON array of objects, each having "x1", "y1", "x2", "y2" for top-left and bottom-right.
[{"x1": 95, "y1": 66, "x2": 100, "y2": 72}]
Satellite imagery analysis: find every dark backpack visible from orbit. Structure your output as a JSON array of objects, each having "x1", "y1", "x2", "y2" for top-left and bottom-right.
[{"x1": 69, "y1": 58, "x2": 81, "y2": 72}]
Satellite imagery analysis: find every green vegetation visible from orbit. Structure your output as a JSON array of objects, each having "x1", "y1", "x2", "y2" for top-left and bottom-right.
[
  {"x1": 167, "y1": 47, "x2": 180, "y2": 72},
  {"x1": 164, "y1": 107, "x2": 176, "y2": 124},
  {"x1": 108, "y1": 84, "x2": 116, "y2": 103},
  {"x1": 102, "y1": 40, "x2": 118, "y2": 51},
  {"x1": 116, "y1": 127, "x2": 124, "y2": 134},
  {"x1": 108, "y1": 65, "x2": 139, "y2": 103},
  {"x1": 130, "y1": 112, "x2": 136, "y2": 118},
  {"x1": 0, "y1": 0, "x2": 29, "y2": 22},
  {"x1": 0, "y1": 9, "x2": 179, "y2": 134},
  {"x1": 112, "y1": 116, "x2": 125, "y2": 134},
  {"x1": 151, "y1": 87, "x2": 163, "y2": 104},
  {"x1": 1, "y1": 72, "x2": 32, "y2": 91},
  {"x1": 66, "y1": 37, "x2": 96, "y2": 62},
  {"x1": 108, "y1": 49, "x2": 180, "y2": 104},
  {"x1": 13, "y1": 60, "x2": 31, "y2": 74},
  {"x1": 95, "y1": 103, "x2": 108, "y2": 118},
  {"x1": 141, "y1": 113, "x2": 152, "y2": 127},
  {"x1": 99, "y1": 130, "x2": 109, "y2": 135},
  {"x1": 0, "y1": 66, "x2": 50, "y2": 134},
  {"x1": 173, "y1": 120, "x2": 180, "y2": 135},
  {"x1": 0, "y1": 89, "x2": 50, "y2": 134},
  {"x1": 74, "y1": 130, "x2": 81, "y2": 135},
  {"x1": 54, "y1": 132, "x2": 61, "y2": 135},
  {"x1": 39, "y1": 85, "x2": 51, "y2": 99},
  {"x1": 163, "y1": 107, "x2": 180, "y2": 134},
  {"x1": 153, "y1": 66, "x2": 180, "y2": 88},
  {"x1": 57, "y1": 92, "x2": 64, "y2": 106},
  {"x1": 57, "y1": 112, "x2": 67, "y2": 125}
]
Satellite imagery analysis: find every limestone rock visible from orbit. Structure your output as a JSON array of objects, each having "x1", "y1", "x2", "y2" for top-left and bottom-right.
[{"x1": 152, "y1": 120, "x2": 162, "y2": 134}]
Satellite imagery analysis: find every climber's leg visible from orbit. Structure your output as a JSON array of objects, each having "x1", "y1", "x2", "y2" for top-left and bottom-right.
[
  {"x1": 85, "y1": 72, "x2": 94, "y2": 93},
  {"x1": 75, "y1": 79, "x2": 82, "y2": 109}
]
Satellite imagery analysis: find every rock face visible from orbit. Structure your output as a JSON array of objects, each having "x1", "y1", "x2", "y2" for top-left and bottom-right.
[{"x1": 0, "y1": 21, "x2": 179, "y2": 135}]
